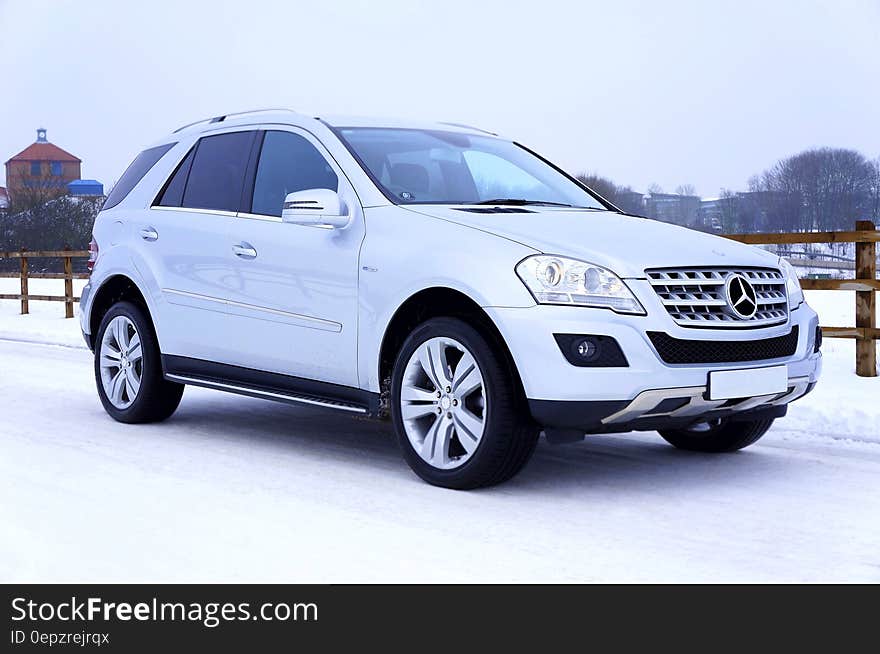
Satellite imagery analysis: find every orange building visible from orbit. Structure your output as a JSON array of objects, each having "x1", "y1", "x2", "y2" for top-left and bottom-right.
[{"x1": 5, "y1": 128, "x2": 81, "y2": 203}]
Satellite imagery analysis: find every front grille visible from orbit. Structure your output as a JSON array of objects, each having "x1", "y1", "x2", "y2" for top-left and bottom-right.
[
  {"x1": 646, "y1": 266, "x2": 788, "y2": 328},
  {"x1": 647, "y1": 326, "x2": 799, "y2": 364}
]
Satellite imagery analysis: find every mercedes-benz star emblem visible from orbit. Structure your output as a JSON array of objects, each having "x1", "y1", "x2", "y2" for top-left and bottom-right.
[
  {"x1": 725, "y1": 274, "x2": 758, "y2": 319},
  {"x1": 725, "y1": 274, "x2": 758, "y2": 320}
]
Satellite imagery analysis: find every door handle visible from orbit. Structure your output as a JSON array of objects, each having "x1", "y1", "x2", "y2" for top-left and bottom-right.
[
  {"x1": 232, "y1": 243, "x2": 258, "y2": 259},
  {"x1": 140, "y1": 227, "x2": 159, "y2": 241}
]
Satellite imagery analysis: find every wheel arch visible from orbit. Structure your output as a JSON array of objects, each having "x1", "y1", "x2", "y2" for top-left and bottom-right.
[
  {"x1": 377, "y1": 287, "x2": 527, "y2": 404},
  {"x1": 88, "y1": 274, "x2": 155, "y2": 341}
]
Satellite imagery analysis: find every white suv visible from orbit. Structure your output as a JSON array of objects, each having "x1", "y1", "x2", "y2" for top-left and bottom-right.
[{"x1": 81, "y1": 109, "x2": 822, "y2": 488}]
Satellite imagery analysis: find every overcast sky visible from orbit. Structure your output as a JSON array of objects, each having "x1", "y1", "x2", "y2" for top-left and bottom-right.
[{"x1": 1, "y1": 0, "x2": 878, "y2": 196}]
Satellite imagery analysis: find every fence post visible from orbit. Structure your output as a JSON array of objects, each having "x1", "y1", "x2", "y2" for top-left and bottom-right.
[
  {"x1": 19, "y1": 247, "x2": 29, "y2": 315},
  {"x1": 855, "y1": 220, "x2": 877, "y2": 377},
  {"x1": 63, "y1": 246, "x2": 74, "y2": 319}
]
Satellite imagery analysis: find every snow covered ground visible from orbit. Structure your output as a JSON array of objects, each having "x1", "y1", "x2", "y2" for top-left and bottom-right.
[
  {"x1": 1, "y1": 286, "x2": 878, "y2": 582},
  {"x1": 0, "y1": 278, "x2": 88, "y2": 348}
]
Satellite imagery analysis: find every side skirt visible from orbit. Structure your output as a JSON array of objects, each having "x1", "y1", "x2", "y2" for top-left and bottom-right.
[{"x1": 162, "y1": 355, "x2": 379, "y2": 415}]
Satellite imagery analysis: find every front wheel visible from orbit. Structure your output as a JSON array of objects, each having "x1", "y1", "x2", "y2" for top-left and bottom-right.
[
  {"x1": 658, "y1": 417, "x2": 774, "y2": 453},
  {"x1": 94, "y1": 301, "x2": 184, "y2": 424},
  {"x1": 391, "y1": 317, "x2": 538, "y2": 489}
]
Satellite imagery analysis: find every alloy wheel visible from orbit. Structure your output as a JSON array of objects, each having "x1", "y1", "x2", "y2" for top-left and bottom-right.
[
  {"x1": 399, "y1": 337, "x2": 487, "y2": 470},
  {"x1": 99, "y1": 315, "x2": 143, "y2": 409}
]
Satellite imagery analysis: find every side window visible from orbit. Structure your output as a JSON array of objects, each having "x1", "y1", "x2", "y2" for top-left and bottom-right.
[
  {"x1": 182, "y1": 131, "x2": 255, "y2": 212},
  {"x1": 251, "y1": 131, "x2": 338, "y2": 217},
  {"x1": 155, "y1": 147, "x2": 195, "y2": 207},
  {"x1": 104, "y1": 142, "x2": 176, "y2": 210}
]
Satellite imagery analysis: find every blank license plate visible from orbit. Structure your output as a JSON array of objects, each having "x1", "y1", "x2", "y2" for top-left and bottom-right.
[{"x1": 708, "y1": 365, "x2": 788, "y2": 400}]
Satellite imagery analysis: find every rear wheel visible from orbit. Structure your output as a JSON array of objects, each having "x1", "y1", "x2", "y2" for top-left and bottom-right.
[
  {"x1": 391, "y1": 317, "x2": 538, "y2": 489},
  {"x1": 94, "y1": 301, "x2": 183, "y2": 423},
  {"x1": 658, "y1": 417, "x2": 774, "y2": 453}
]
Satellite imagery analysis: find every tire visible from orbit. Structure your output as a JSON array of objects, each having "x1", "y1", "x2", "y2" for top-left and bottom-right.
[
  {"x1": 94, "y1": 301, "x2": 184, "y2": 424},
  {"x1": 658, "y1": 417, "x2": 774, "y2": 453},
  {"x1": 391, "y1": 317, "x2": 539, "y2": 489}
]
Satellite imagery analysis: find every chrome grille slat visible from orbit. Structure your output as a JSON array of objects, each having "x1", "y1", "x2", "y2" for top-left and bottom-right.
[
  {"x1": 646, "y1": 266, "x2": 789, "y2": 329},
  {"x1": 660, "y1": 298, "x2": 727, "y2": 307}
]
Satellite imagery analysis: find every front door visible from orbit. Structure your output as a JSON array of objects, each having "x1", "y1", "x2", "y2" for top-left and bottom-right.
[{"x1": 225, "y1": 128, "x2": 364, "y2": 388}]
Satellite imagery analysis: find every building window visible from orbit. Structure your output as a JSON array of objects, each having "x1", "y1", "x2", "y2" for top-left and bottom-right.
[
  {"x1": 51, "y1": 162, "x2": 62, "y2": 176},
  {"x1": 30, "y1": 162, "x2": 41, "y2": 176}
]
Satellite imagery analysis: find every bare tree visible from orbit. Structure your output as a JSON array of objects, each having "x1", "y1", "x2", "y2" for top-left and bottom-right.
[
  {"x1": 717, "y1": 189, "x2": 742, "y2": 233},
  {"x1": 0, "y1": 171, "x2": 102, "y2": 271},
  {"x1": 7, "y1": 171, "x2": 69, "y2": 215},
  {"x1": 576, "y1": 173, "x2": 618, "y2": 202},
  {"x1": 751, "y1": 148, "x2": 877, "y2": 233},
  {"x1": 870, "y1": 157, "x2": 880, "y2": 221},
  {"x1": 675, "y1": 184, "x2": 697, "y2": 197},
  {"x1": 576, "y1": 173, "x2": 644, "y2": 215}
]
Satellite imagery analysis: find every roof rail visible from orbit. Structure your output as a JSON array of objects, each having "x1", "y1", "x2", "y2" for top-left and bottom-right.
[
  {"x1": 173, "y1": 108, "x2": 298, "y2": 133},
  {"x1": 439, "y1": 122, "x2": 498, "y2": 136}
]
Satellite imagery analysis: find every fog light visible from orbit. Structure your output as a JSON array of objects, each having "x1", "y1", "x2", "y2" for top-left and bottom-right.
[
  {"x1": 574, "y1": 337, "x2": 600, "y2": 362},
  {"x1": 553, "y1": 334, "x2": 628, "y2": 367},
  {"x1": 814, "y1": 325, "x2": 822, "y2": 353}
]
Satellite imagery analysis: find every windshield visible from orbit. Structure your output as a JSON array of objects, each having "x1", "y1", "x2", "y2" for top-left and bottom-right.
[{"x1": 335, "y1": 127, "x2": 609, "y2": 209}]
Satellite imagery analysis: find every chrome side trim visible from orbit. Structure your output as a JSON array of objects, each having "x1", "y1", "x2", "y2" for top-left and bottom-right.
[
  {"x1": 162, "y1": 288, "x2": 225, "y2": 305},
  {"x1": 151, "y1": 206, "x2": 239, "y2": 217},
  {"x1": 237, "y1": 211, "x2": 283, "y2": 223},
  {"x1": 226, "y1": 298, "x2": 342, "y2": 332},
  {"x1": 165, "y1": 374, "x2": 367, "y2": 414},
  {"x1": 160, "y1": 289, "x2": 342, "y2": 332}
]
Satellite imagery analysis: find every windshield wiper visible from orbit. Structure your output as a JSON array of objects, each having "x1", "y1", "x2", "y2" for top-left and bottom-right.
[{"x1": 472, "y1": 198, "x2": 574, "y2": 207}]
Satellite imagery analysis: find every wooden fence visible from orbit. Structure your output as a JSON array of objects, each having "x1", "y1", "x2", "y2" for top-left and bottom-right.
[
  {"x1": 1, "y1": 221, "x2": 877, "y2": 376},
  {"x1": 723, "y1": 220, "x2": 878, "y2": 377},
  {"x1": 0, "y1": 248, "x2": 90, "y2": 319}
]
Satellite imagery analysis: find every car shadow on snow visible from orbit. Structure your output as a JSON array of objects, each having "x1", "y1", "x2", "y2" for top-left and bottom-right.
[{"x1": 163, "y1": 391, "x2": 803, "y2": 495}]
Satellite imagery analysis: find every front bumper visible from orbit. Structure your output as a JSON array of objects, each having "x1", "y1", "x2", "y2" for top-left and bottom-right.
[
  {"x1": 485, "y1": 297, "x2": 822, "y2": 433},
  {"x1": 527, "y1": 379, "x2": 812, "y2": 434}
]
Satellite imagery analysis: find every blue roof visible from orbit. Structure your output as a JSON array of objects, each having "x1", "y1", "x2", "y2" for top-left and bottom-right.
[{"x1": 68, "y1": 179, "x2": 104, "y2": 196}]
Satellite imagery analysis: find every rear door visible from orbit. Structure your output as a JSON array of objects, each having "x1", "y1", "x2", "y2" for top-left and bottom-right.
[
  {"x1": 225, "y1": 127, "x2": 365, "y2": 387},
  {"x1": 141, "y1": 129, "x2": 257, "y2": 362}
]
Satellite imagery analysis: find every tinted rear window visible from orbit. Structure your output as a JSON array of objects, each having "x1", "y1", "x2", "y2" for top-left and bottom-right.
[
  {"x1": 182, "y1": 131, "x2": 255, "y2": 212},
  {"x1": 103, "y1": 143, "x2": 176, "y2": 209},
  {"x1": 155, "y1": 147, "x2": 195, "y2": 207}
]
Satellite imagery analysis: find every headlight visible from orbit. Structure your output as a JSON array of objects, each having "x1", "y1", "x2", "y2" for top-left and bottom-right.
[
  {"x1": 516, "y1": 255, "x2": 645, "y2": 314},
  {"x1": 779, "y1": 258, "x2": 804, "y2": 310}
]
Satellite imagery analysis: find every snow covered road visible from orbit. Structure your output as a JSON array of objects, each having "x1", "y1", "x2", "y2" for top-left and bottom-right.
[{"x1": 2, "y1": 339, "x2": 878, "y2": 583}]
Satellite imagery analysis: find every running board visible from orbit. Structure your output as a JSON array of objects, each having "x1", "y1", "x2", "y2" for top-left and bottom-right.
[{"x1": 165, "y1": 374, "x2": 368, "y2": 414}]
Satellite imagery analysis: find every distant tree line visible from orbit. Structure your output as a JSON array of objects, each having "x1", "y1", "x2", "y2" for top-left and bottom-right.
[
  {"x1": 575, "y1": 173, "x2": 646, "y2": 215},
  {"x1": 744, "y1": 148, "x2": 879, "y2": 232},
  {"x1": 579, "y1": 147, "x2": 880, "y2": 234},
  {"x1": 0, "y1": 174, "x2": 103, "y2": 272}
]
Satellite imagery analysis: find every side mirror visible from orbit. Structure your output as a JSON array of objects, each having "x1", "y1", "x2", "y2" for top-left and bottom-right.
[{"x1": 281, "y1": 189, "x2": 349, "y2": 228}]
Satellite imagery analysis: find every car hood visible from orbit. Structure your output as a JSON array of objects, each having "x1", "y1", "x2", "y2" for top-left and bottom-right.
[{"x1": 404, "y1": 206, "x2": 778, "y2": 277}]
